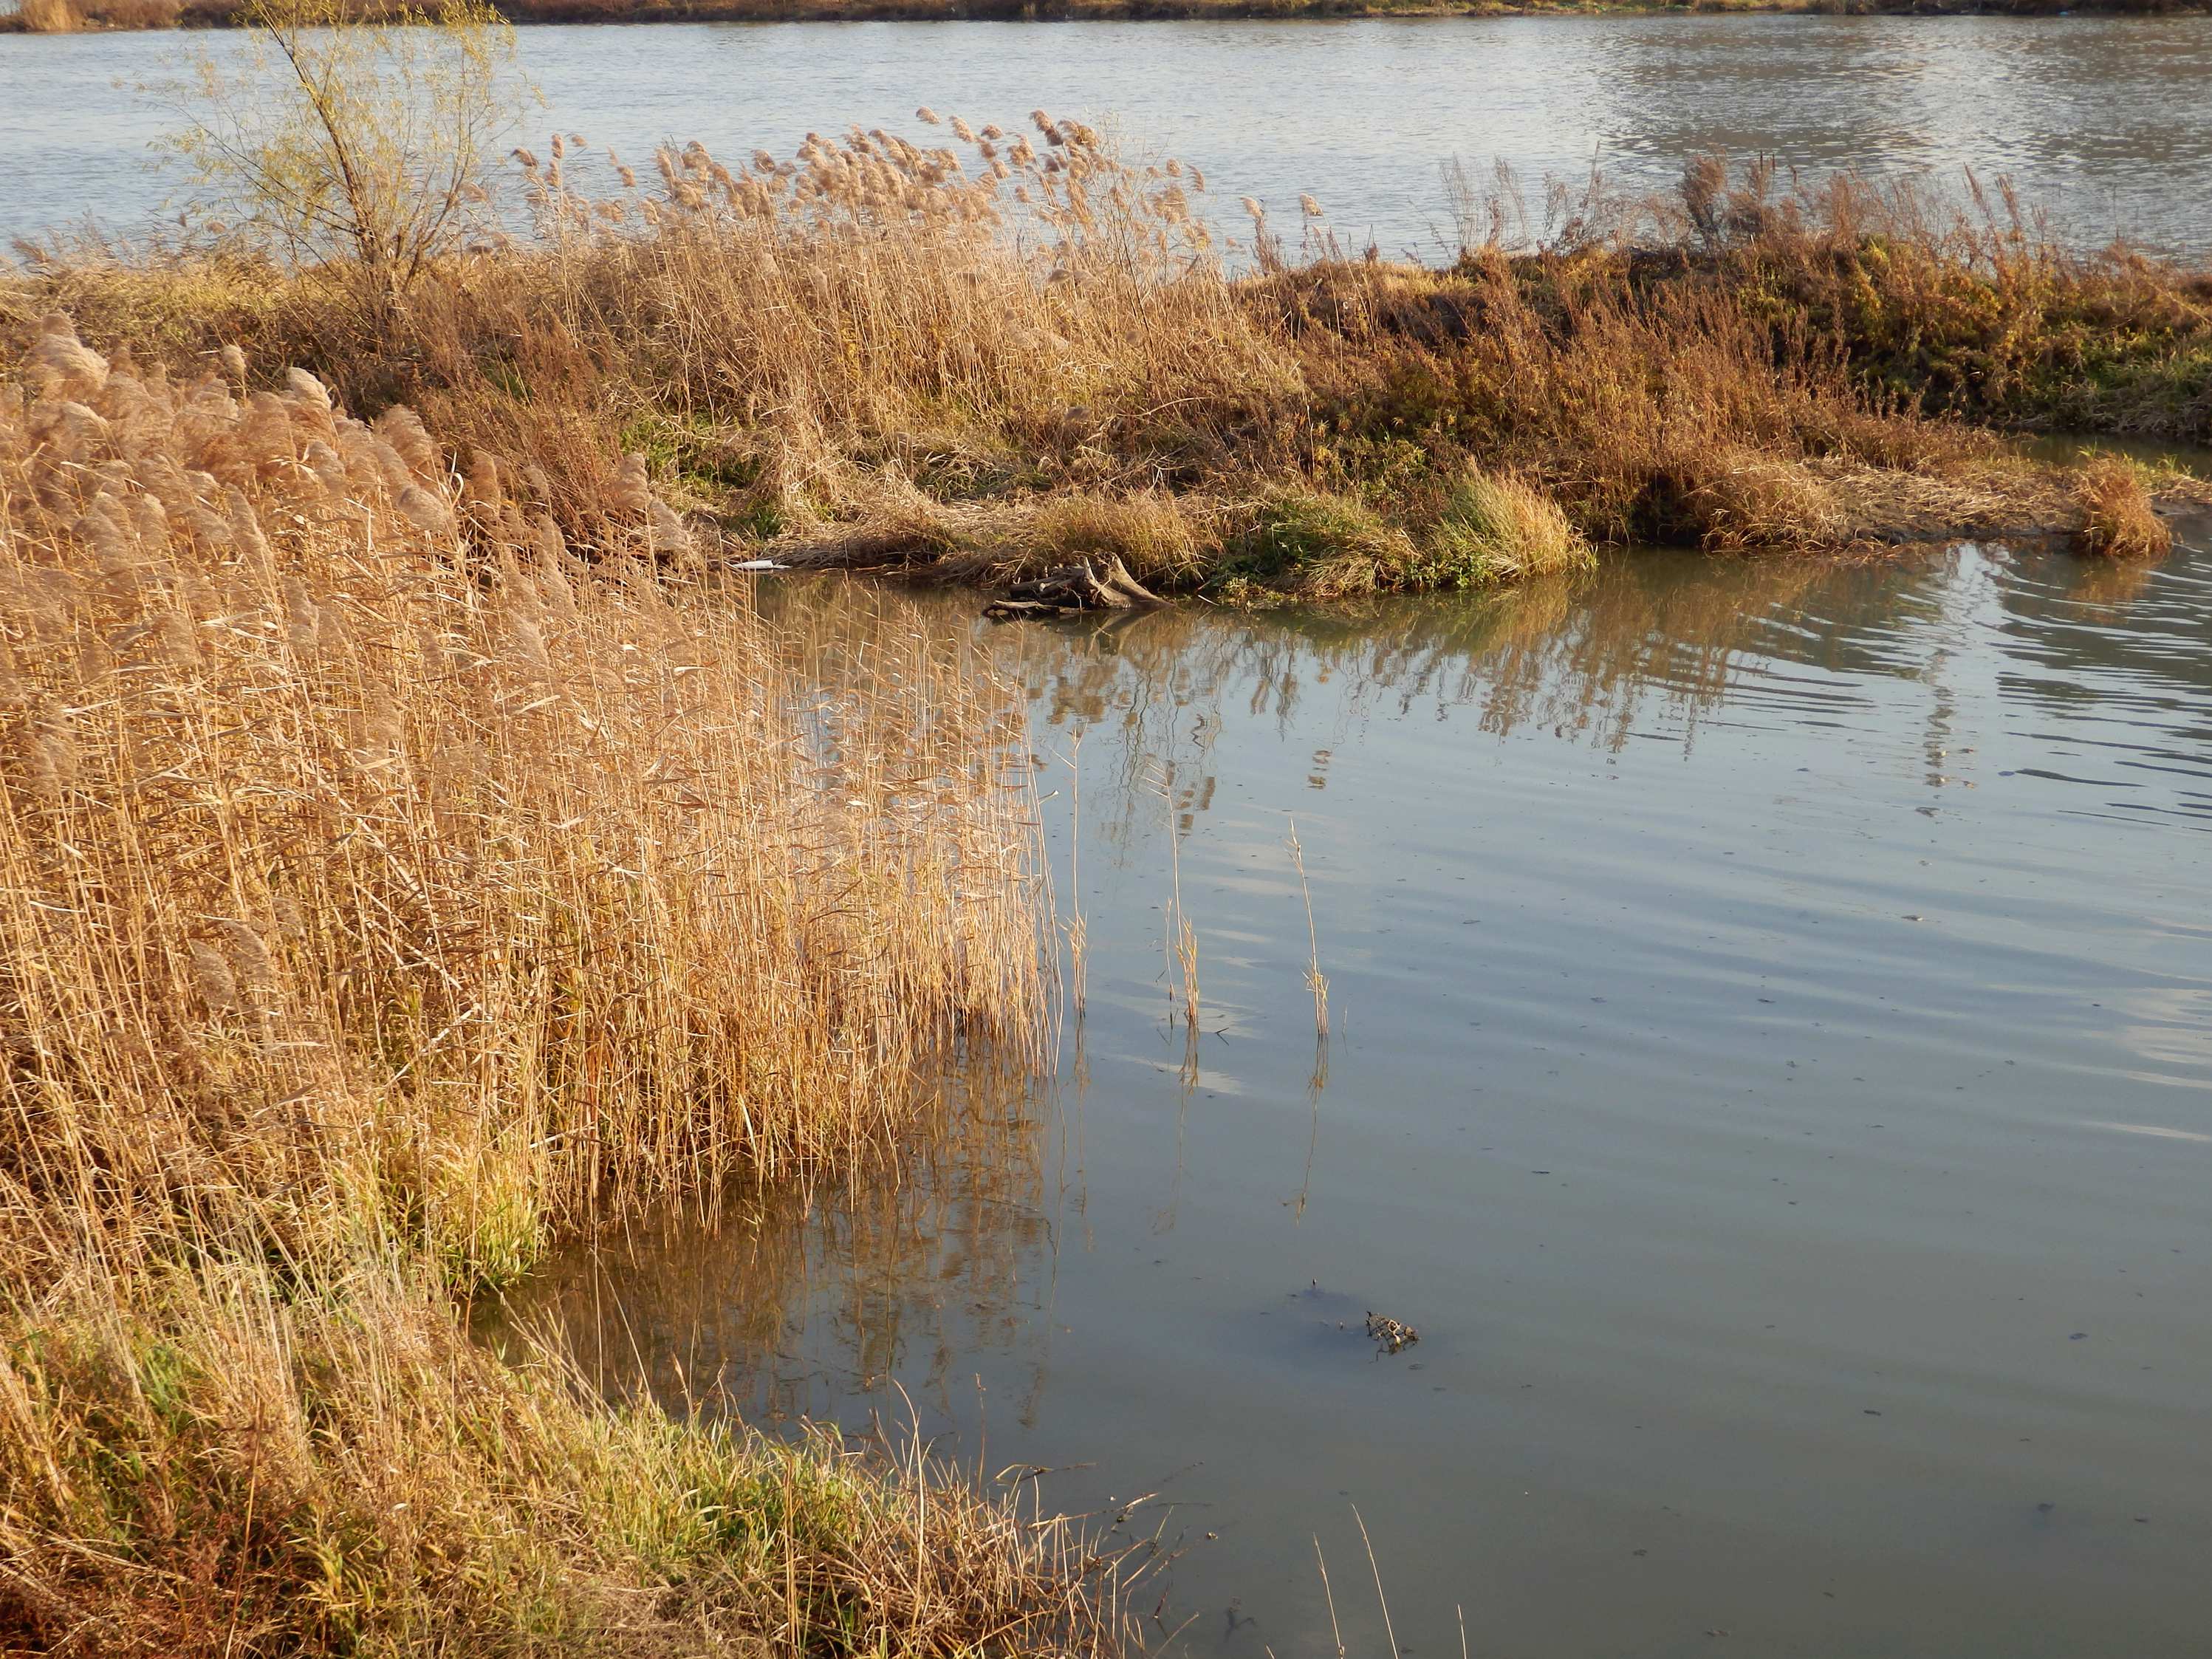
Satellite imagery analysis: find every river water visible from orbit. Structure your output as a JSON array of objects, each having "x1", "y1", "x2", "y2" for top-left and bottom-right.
[
  {"x1": 7, "y1": 16, "x2": 2212, "y2": 253},
  {"x1": 504, "y1": 528, "x2": 2212, "y2": 1658}
]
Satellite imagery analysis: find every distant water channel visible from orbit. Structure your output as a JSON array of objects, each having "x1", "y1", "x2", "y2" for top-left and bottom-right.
[
  {"x1": 7, "y1": 15, "x2": 2212, "y2": 253},
  {"x1": 504, "y1": 528, "x2": 2212, "y2": 1658}
]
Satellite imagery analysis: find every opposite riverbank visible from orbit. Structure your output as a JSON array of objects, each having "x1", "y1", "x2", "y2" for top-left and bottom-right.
[{"x1": 5, "y1": 0, "x2": 2208, "y2": 32}]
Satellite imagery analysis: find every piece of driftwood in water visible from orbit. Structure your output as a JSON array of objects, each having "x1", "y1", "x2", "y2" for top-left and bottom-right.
[{"x1": 985, "y1": 557, "x2": 1165, "y2": 620}]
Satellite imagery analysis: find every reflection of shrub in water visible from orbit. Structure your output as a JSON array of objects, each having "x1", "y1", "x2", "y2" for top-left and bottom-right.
[
  {"x1": 965, "y1": 555, "x2": 1919, "y2": 771},
  {"x1": 2064, "y1": 554, "x2": 2159, "y2": 615}
]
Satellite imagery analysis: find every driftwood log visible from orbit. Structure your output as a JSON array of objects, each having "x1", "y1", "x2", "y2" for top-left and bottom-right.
[{"x1": 985, "y1": 557, "x2": 1165, "y2": 620}]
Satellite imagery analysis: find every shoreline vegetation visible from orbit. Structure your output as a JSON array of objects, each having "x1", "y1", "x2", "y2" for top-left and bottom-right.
[
  {"x1": 3, "y1": 14, "x2": 1134, "y2": 1629},
  {"x1": 14, "y1": 132, "x2": 2202, "y2": 602},
  {"x1": 6, "y1": 0, "x2": 2211, "y2": 32}
]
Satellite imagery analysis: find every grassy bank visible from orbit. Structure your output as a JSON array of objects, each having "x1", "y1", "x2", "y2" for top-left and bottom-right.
[
  {"x1": 14, "y1": 130, "x2": 2203, "y2": 601},
  {"x1": 0, "y1": 314, "x2": 1130, "y2": 1652},
  {"x1": 7, "y1": 0, "x2": 2208, "y2": 33}
]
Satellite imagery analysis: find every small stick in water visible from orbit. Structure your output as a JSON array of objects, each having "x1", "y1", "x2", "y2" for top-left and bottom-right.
[{"x1": 1286, "y1": 812, "x2": 1327, "y2": 1037}]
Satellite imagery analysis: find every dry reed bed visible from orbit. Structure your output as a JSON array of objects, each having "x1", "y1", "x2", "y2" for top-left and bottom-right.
[
  {"x1": 499, "y1": 126, "x2": 2136, "y2": 586},
  {"x1": 467, "y1": 137, "x2": 2202, "y2": 581},
  {"x1": 0, "y1": 313, "x2": 1045, "y2": 1268},
  {"x1": 0, "y1": 317, "x2": 1114, "y2": 1655}
]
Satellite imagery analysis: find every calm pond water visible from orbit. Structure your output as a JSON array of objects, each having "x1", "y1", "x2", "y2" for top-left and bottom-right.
[
  {"x1": 501, "y1": 527, "x2": 2212, "y2": 1658},
  {"x1": 7, "y1": 15, "x2": 2212, "y2": 253}
]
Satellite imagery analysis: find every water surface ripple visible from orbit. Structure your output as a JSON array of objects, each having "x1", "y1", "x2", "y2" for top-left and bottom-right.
[{"x1": 7, "y1": 16, "x2": 2212, "y2": 252}]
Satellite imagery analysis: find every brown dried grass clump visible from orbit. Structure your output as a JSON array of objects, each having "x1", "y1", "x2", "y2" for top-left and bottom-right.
[
  {"x1": 1675, "y1": 447, "x2": 1849, "y2": 555},
  {"x1": 2072, "y1": 456, "x2": 2174, "y2": 559},
  {"x1": 1270, "y1": 245, "x2": 2021, "y2": 564},
  {"x1": 0, "y1": 318, "x2": 1107, "y2": 1657}
]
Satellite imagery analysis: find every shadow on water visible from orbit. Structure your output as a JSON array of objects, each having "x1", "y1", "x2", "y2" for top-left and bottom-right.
[{"x1": 497, "y1": 526, "x2": 2212, "y2": 1658}]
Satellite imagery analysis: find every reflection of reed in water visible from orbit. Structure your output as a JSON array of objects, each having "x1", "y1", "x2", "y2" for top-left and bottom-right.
[
  {"x1": 970, "y1": 555, "x2": 1945, "y2": 798},
  {"x1": 766, "y1": 555, "x2": 1956, "y2": 863},
  {"x1": 1286, "y1": 813, "x2": 1329, "y2": 1038},
  {"x1": 490, "y1": 1047, "x2": 1054, "y2": 1431},
  {"x1": 2064, "y1": 555, "x2": 2160, "y2": 616}
]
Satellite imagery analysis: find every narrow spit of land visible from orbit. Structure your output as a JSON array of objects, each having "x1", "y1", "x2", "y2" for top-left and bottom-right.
[
  {"x1": 17, "y1": 130, "x2": 2203, "y2": 600},
  {"x1": 6, "y1": 0, "x2": 2208, "y2": 31}
]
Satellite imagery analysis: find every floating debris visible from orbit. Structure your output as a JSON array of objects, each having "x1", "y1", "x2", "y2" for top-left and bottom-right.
[
  {"x1": 985, "y1": 556, "x2": 1165, "y2": 620},
  {"x1": 1366, "y1": 1311, "x2": 1419, "y2": 1355}
]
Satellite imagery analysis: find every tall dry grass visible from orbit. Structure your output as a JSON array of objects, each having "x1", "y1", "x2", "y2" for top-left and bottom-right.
[
  {"x1": 13, "y1": 0, "x2": 86, "y2": 27},
  {"x1": 1, "y1": 312, "x2": 1043, "y2": 1276},
  {"x1": 10, "y1": 117, "x2": 1302, "y2": 575},
  {"x1": 1425, "y1": 466, "x2": 1594, "y2": 584},
  {"x1": 3, "y1": 1252, "x2": 1127, "y2": 1656},
  {"x1": 0, "y1": 316, "x2": 1103, "y2": 1655},
  {"x1": 493, "y1": 117, "x2": 1296, "y2": 544}
]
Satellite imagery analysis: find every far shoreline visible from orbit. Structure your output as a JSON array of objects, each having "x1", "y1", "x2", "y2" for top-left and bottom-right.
[{"x1": 7, "y1": 0, "x2": 2210, "y2": 33}]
